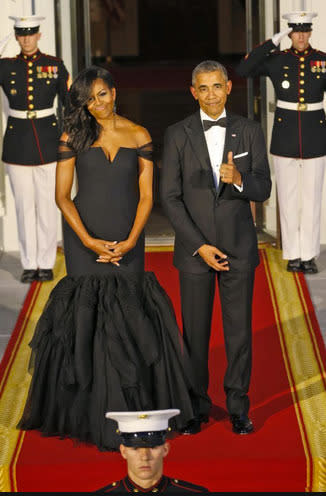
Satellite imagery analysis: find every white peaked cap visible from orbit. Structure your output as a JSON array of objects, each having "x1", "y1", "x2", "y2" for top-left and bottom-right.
[
  {"x1": 9, "y1": 15, "x2": 45, "y2": 29},
  {"x1": 282, "y1": 11, "x2": 317, "y2": 24},
  {"x1": 106, "y1": 409, "x2": 180, "y2": 433}
]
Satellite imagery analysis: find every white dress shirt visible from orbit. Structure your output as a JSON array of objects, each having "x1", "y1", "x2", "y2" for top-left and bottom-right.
[{"x1": 200, "y1": 108, "x2": 243, "y2": 192}]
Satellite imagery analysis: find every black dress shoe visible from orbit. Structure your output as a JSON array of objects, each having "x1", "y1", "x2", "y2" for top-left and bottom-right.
[
  {"x1": 180, "y1": 415, "x2": 209, "y2": 435},
  {"x1": 230, "y1": 414, "x2": 253, "y2": 435},
  {"x1": 287, "y1": 258, "x2": 301, "y2": 272},
  {"x1": 37, "y1": 269, "x2": 54, "y2": 281},
  {"x1": 20, "y1": 269, "x2": 38, "y2": 283},
  {"x1": 301, "y1": 258, "x2": 318, "y2": 274}
]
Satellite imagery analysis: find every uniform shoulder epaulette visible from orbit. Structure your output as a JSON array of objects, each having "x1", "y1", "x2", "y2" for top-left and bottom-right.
[
  {"x1": 0, "y1": 56, "x2": 18, "y2": 61},
  {"x1": 315, "y1": 49, "x2": 326, "y2": 56},
  {"x1": 170, "y1": 477, "x2": 209, "y2": 493},
  {"x1": 44, "y1": 53, "x2": 63, "y2": 62},
  {"x1": 281, "y1": 49, "x2": 289, "y2": 54},
  {"x1": 95, "y1": 480, "x2": 122, "y2": 493}
]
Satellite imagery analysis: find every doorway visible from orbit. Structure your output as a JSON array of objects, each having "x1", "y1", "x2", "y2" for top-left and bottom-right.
[{"x1": 69, "y1": 0, "x2": 269, "y2": 243}]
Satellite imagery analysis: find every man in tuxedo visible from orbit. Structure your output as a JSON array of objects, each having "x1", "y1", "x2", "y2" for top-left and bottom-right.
[{"x1": 160, "y1": 60, "x2": 271, "y2": 435}]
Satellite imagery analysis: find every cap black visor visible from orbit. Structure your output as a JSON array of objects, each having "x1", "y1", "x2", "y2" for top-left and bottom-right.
[{"x1": 15, "y1": 26, "x2": 40, "y2": 36}]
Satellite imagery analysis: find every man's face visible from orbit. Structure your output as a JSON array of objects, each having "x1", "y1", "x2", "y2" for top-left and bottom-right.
[
  {"x1": 120, "y1": 443, "x2": 169, "y2": 486},
  {"x1": 190, "y1": 70, "x2": 232, "y2": 119},
  {"x1": 16, "y1": 32, "x2": 41, "y2": 55},
  {"x1": 289, "y1": 31, "x2": 311, "y2": 51}
]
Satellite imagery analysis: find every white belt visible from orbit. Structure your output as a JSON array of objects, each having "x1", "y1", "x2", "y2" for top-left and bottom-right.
[
  {"x1": 276, "y1": 100, "x2": 324, "y2": 112},
  {"x1": 8, "y1": 107, "x2": 56, "y2": 119}
]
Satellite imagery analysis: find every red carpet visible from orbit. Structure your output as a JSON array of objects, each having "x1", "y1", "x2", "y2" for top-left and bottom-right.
[{"x1": 1, "y1": 247, "x2": 326, "y2": 492}]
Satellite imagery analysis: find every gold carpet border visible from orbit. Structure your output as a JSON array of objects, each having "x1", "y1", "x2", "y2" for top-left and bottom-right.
[
  {"x1": 145, "y1": 245, "x2": 174, "y2": 252},
  {"x1": 263, "y1": 246, "x2": 326, "y2": 492},
  {"x1": 0, "y1": 253, "x2": 66, "y2": 492}
]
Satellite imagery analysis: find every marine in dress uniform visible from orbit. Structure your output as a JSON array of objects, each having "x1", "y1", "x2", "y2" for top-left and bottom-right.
[
  {"x1": 0, "y1": 15, "x2": 70, "y2": 282},
  {"x1": 96, "y1": 410, "x2": 210, "y2": 494},
  {"x1": 237, "y1": 11, "x2": 326, "y2": 274}
]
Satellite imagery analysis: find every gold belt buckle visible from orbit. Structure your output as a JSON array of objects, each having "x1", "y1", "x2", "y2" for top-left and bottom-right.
[
  {"x1": 297, "y1": 103, "x2": 307, "y2": 111},
  {"x1": 27, "y1": 110, "x2": 37, "y2": 119}
]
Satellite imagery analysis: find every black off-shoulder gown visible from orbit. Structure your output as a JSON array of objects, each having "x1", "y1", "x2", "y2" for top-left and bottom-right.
[{"x1": 18, "y1": 141, "x2": 210, "y2": 450}]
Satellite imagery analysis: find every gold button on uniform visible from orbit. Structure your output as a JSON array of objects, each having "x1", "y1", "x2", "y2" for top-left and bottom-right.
[
  {"x1": 284, "y1": 73, "x2": 288, "y2": 77},
  {"x1": 299, "y1": 97, "x2": 305, "y2": 102},
  {"x1": 300, "y1": 57, "x2": 305, "y2": 62},
  {"x1": 9, "y1": 125, "x2": 13, "y2": 129},
  {"x1": 300, "y1": 80, "x2": 304, "y2": 85},
  {"x1": 28, "y1": 62, "x2": 33, "y2": 67},
  {"x1": 301, "y1": 64, "x2": 305, "y2": 68},
  {"x1": 46, "y1": 80, "x2": 50, "y2": 84},
  {"x1": 29, "y1": 104, "x2": 34, "y2": 109},
  {"x1": 28, "y1": 86, "x2": 34, "y2": 91},
  {"x1": 320, "y1": 120, "x2": 324, "y2": 124},
  {"x1": 10, "y1": 80, "x2": 15, "y2": 84},
  {"x1": 28, "y1": 95, "x2": 34, "y2": 100},
  {"x1": 52, "y1": 122, "x2": 57, "y2": 126},
  {"x1": 28, "y1": 78, "x2": 33, "y2": 82},
  {"x1": 152, "y1": 489, "x2": 158, "y2": 493},
  {"x1": 112, "y1": 482, "x2": 117, "y2": 487},
  {"x1": 174, "y1": 479, "x2": 179, "y2": 483},
  {"x1": 300, "y1": 72, "x2": 304, "y2": 76},
  {"x1": 28, "y1": 69, "x2": 33, "y2": 74},
  {"x1": 278, "y1": 118, "x2": 282, "y2": 122},
  {"x1": 300, "y1": 89, "x2": 304, "y2": 93},
  {"x1": 317, "y1": 75, "x2": 320, "y2": 79},
  {"x1": 133, "y1": 489, "x2": 139, "y2": 493}
]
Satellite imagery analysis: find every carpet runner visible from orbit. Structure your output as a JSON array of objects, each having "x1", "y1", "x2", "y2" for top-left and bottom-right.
[{"x1": 0, "y1": 245, "x2": 326, "y2": 492}]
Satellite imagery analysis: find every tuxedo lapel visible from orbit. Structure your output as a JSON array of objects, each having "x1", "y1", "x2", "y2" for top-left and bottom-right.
[
  {"x1": 184, "y1": 111, "x2": 215, "y2": 191},
  {"x1": 216, "y1": 112, "x2": 242, "y2": 198},
  {"x1": 222, "y1": 112, "x2": 241, "y2": 163}
]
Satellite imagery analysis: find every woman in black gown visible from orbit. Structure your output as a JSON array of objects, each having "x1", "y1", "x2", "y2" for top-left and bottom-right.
[{"x1": 19, "y1": 67, "x2": 210, "y2": 450}]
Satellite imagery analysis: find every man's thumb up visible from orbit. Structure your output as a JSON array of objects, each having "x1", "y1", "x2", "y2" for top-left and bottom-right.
[{"x1": 227, "y1": 151, "x2": 233, "y2": 164}]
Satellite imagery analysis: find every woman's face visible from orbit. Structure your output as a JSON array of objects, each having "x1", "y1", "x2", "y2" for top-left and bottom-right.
[{"x1": 86, "y1": 78, "x2": 116, "y2": 120}]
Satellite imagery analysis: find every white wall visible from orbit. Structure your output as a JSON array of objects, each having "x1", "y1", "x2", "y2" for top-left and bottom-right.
[
  {"x1": 265, "y1": 0, "x2": 326, "y2": 243},
  {"x1": 0, "y1": 0, "x2": 71, "y2": 252}
]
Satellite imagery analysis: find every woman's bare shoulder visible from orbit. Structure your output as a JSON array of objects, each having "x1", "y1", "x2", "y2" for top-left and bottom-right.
[
  {"x1": 116, "y1": 115, "x2": 151, "y2": 146},
  {"x1": 60, "y1": 132, "x2": 70, "y2": 143}
]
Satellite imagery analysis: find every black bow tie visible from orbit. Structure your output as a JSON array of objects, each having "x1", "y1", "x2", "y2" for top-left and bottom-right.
[{"x1": 202, "y1": 117, "x2": 227, "y2": 132}]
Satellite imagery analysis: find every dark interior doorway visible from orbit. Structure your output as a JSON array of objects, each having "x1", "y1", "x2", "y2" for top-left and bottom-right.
[{"x1": 72, "y1": 0, "x2": 263, "y2": 241}]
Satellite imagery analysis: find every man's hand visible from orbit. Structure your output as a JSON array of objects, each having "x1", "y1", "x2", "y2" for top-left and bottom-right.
[
  {"x1": 220, "y1": 151, "x2": 242, "y2": 186},
  {"x1": 271, "y1": 27, "x2": 293, "y2": 47},
  {"x1": 198, "y1": 244, "x2": 229, "y2": 271}
]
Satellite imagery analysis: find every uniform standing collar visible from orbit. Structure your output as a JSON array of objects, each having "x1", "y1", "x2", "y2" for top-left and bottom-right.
[
  {"x1": 124, "y1": 475, "x2": 168, "y2": 493},
  {"x1": 19, "y1": 49, "x2": 41, "y2": 61},
  {"x1": 290, "y1": 45, "x2": 313, "y2": 56}
]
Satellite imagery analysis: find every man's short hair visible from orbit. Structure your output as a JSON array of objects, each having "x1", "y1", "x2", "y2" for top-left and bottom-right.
[{"x1": 192, "y1": 60, "x2": 228, "y2": 86}]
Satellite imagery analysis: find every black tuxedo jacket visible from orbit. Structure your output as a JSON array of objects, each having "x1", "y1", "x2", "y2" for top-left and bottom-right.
[{"x1": 160, "y1": 110, "x2": 271, "y2": 274}]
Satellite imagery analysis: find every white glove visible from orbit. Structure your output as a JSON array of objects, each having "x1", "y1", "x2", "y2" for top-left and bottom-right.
[
  {"x1": 272, "y1": 27, "x2": 293, "y2": 47},
  {"x1": 0, "y1": 32, "x2": 14, "y2": 57}
]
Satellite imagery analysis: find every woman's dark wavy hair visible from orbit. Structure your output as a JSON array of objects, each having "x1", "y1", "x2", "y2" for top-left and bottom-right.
[{"x1": 64, "y1": 66, "x2": 115, "y2": 154}]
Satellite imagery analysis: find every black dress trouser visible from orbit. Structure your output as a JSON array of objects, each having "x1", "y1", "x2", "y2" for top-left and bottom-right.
[{"x1": 179, "y1": 267, "x2": 255, "y2": 416}]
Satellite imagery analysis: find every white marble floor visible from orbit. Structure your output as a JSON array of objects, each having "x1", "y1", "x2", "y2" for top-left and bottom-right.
[{"x1": 0, "y1": 246, "x2": 326, "y2": 362}]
